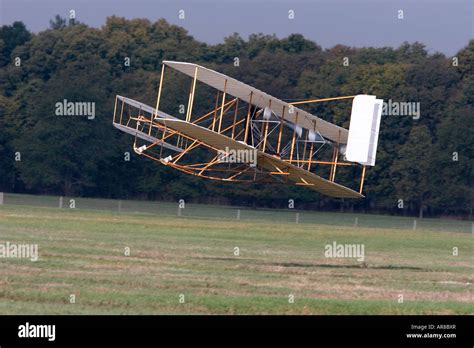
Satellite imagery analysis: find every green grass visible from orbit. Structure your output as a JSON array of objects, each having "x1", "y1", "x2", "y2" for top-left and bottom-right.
[
  {"x1": 3, "y1": 192, "x2": 472, "y2": 233},
  {"x1": 0, "y1": 204, "x2": 472, "y2": 314}
]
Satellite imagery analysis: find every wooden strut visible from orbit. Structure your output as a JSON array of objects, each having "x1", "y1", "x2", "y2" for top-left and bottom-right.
[
  {"x1": 289, "y1": 112, "x2": 299, "y2": 162},
  {"x1": 330, "y1": 130, "x2": 341, "y2": 182},
  {"x1": 301, "y1": 133, "x2": 307, "y2": 168},
  {"x1": 175, "y1": 165, "x2": 249, "y2": 174},
  {"x1": 289, "y1": 95, "x2": 355, "y2": 105},
  {"x1": 176, "y1": 67, "x2": 198, "y2": 147},
  {"x1": 307, "y1": 143, "x2": 314, "y2": 171},
  {"x1": 360, "y1": 165, "x2": 366, "y2": 194},
  {"x1": 262, "y1": 100, "x2": 271, "y2": 152},
  {"x1": 286, "y1": 159, "x2": 354, "y2": 166},
  {"x1": 234, "y1": 128, "x2": 245, "y2": 141},
  {"x1": 307, "y1": 123, "x2": 318, "y2": 172},
  {"x1": 119, "y1": 99, "x2": 125, "y2": 125},
  {"x1": 217, "y1": 80, "x2": 227, "y2": 133},
  {"x1": 276, "y1": 105, "x2": 285, "y2": 156},
  {"x1": 212, "y1": 91, "x2": 220, "y2": 131},
  {"x1": 152, "y1": 63, "x2": 166, "y2": 135},
  {"x1": 231, "y1": 99, "x2": 239, "y2": 139},
  {"x1": 244, "y1": 92, "x2": 253, "y2": 143},
  {"x1": 186, "y1": 66, "x2": 198, "y2": 122},
  {"x1": 113, "y1": 96, "x2": 118, "y2": 124}
]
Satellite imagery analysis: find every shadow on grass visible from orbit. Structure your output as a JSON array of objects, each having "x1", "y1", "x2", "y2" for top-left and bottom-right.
[{"x1": 195, "y1": 257, "x2": 424, "y2": 271}]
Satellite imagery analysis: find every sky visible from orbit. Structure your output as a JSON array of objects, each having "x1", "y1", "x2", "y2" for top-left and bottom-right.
[{"x1": 0, "y1": 0, "x2": 472, "y2": 56}]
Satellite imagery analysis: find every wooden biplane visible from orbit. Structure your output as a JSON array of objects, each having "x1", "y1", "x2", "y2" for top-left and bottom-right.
[{"x1": 112, "y1": 61, "x2": 382, "y2": 198}]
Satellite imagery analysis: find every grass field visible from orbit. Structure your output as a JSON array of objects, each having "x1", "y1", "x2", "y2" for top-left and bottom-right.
[{"x1": 0, "y1": 204, "x2": 472, "y2": 314}]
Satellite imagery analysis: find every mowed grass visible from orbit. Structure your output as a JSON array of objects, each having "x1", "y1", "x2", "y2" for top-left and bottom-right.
[{"x1": 0, "y1": 205, "x2": 472, "y2": 314}]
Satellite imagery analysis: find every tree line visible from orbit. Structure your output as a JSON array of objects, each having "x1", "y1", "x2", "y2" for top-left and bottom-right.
[{"x1": 0, "y1": 16, "x2": 472, "y2": 218}]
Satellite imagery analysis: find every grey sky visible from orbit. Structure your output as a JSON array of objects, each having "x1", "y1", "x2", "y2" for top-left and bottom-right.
[{"x1": 1, "y1": 0, "x2": 472, "y2": 56}]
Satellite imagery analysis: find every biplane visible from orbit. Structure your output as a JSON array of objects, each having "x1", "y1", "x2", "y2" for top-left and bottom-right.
[{"x1": 112, "y1": 61, "x2": 382, "y2": 198}]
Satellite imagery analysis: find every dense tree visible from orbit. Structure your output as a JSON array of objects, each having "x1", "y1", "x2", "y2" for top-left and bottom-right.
[
  {"x1": 0, "y1": 21, "x2": 31, "y2": 67},
  {"x1": 49, "y1": 15, "x2": 67, "y2": 30},
  {"x1": 391, "y1": 126, "x2": 435, "y2": 218}
]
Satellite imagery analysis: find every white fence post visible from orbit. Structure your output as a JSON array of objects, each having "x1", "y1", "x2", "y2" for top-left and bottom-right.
[
  {"x1": 237, "y1": 209, "x2": 241, "y2": 220},
  {"x1": 354, "y1": 216, "x2": 358, "y2": 227},
  {"x1": 59, "y1": 196, "x2": 63, "y2": 209},
  {"x1": 0, "y1": 192, "x2": 4, "y2": 205},
  {"x1": 296, "y1": 212, "x2": 299, "y2": 224},
  {"x1": 413, "y1": 219, "x2": 417, "y2": 230}
]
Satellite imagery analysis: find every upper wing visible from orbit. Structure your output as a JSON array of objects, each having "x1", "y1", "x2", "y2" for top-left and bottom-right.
[{"x1": 163, "y1": 61, "x2": 348, "y2": 144}]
